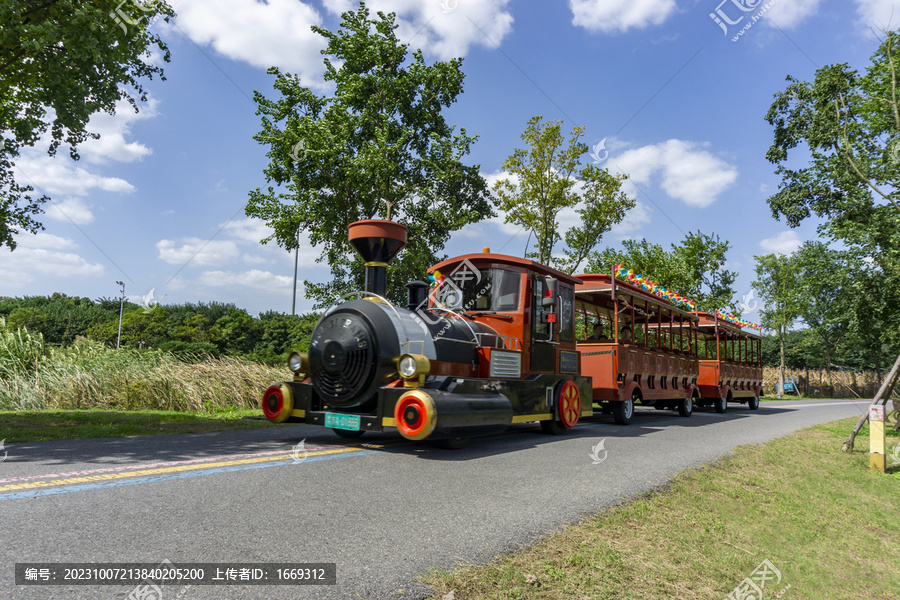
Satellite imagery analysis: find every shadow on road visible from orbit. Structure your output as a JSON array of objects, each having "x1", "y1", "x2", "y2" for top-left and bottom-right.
[{"x1": 1, "y1": 405, "x2": 796, "y2": 469}]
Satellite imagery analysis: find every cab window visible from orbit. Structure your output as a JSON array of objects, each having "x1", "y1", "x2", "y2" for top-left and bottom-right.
[{"x1": 433, "y1": 267, "x2": 521, "y2": 312}]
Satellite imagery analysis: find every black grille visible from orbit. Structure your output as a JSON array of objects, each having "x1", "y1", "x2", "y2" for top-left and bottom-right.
[{"x1": 309, "y1": 312, "x2": 377, "y2": 406}]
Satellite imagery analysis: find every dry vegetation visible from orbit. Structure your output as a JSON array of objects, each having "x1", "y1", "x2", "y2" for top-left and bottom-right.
[
  {"x1": 0, "y1": 321, "x2": 283, "y2": 412},
  {"x1": 762, "y1": 366, "x2": 887, "y2": 398}
]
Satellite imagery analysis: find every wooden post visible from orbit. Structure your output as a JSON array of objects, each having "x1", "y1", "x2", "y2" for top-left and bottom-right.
[
  {"x1": 842, "y1": 352, "x2": 900, "y2": 452},
  {"x1": 869, "y1": 405, "x2": 887, "y2": 473}
]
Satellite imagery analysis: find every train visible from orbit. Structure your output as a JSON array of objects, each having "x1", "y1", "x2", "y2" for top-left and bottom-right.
[{"x1": 261, "y1": 219, "x2": 762, "y2": 445}]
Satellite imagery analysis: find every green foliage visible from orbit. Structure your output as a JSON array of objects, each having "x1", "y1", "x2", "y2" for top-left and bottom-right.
[
  {"x1": 793, "y1": 242, "x2": 858, "y2": 385},
  {"x1": 754, "y1": 253, "x2": 800, "y2": 334},
  {"x1": 0, "y1": 293, "x2": 120, "y2": 345},
  {"x1": 765, "y1": 32, "x2": 900, "y2": 234},
  {"x1": 0, "y1": 0, "x2": 174, "y2": 249},
  {"x1": 764, "y1": 29, "x2": 900, "y2": 348},
  {"x1": 754, "y1": 253, "x2": 801, "y2": 393},
  {"x1": 492, "y1": 116, "x2": 633, "y2": 273},
  {"x1": 246, "y1": 2, "x2": 493, "y2": 307},
  {"x1": 587, "y1": 231, "x2": 737, "y2": 312},
  {"x1": 761, "y1": 330, "x2": 823, "y2": 368},
  {"x1": 0, "y1": 295, "x2": 318, "y2": 364}
]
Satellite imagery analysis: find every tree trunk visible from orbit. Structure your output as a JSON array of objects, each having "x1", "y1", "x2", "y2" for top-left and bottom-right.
[
  {"x1": 825, "y1": 345, "x2": 833, "y2": 390},
  {"x1": 841, "y1": 351, "x2": 900, "y2": 451},
  {"x1": 778, "y1": 324, "x2": 786, "y2": 397}
]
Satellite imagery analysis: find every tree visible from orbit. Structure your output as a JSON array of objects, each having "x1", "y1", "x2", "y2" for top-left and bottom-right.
[
  {"x1": 586, "y1": 231, "x2": 737, "y2": 312},
  {"x1": 764, "y1": 29, "x2": 900, "y2": 348},
  {"x1": 492, "y1": 116, "x2": 633, "y2": 273},
  {"x1": 246, "y1": 2, "x2": 492, "y2": 307},
  {"x1": 1, "y1": 0, "x2": 174, "y2": 250},
  {"x1": 765, "y1": 30, "x2": 900, "y2": 227},
  {"x1": 793, "y1": 242, "x2": 856, "y2": 389},
  {"x1": 754, "y1": 253, "x2": 801, "y2": 397}
]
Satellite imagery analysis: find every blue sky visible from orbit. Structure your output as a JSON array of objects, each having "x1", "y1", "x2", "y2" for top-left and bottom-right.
[{"x1": 4, "y1": 0, "x2": 897, "y2": 318}]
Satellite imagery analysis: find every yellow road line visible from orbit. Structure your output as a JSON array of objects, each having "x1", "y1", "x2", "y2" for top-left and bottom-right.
[{"x1": 0, "y1": 446, "x2": 369, "y2": 492}]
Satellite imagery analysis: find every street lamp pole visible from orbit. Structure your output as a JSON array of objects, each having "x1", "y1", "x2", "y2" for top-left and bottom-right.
[{"x1": 116, "y1": 281, "x2": 125, "y2": 349}]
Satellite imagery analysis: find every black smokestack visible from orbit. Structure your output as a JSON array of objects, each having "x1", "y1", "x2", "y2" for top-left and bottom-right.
[
  {"x1": 347, "y1": 220, "x2": 408, "y2": 298},
  {"x1": 406, "y1": 280, "x2": 428, "y2": 311}
]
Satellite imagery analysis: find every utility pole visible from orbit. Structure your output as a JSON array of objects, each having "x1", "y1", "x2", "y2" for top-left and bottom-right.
[
  {"x1": 291, "y1": 225, "x2": 300, "y2": 315},
  {"x1": 116, "y1": 281, "x2": 125, "y2": 348}
]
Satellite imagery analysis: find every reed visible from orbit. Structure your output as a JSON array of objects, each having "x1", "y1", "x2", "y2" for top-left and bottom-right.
[{"x1": 0, "y1": 329, "x2": 284, "y2": 412}]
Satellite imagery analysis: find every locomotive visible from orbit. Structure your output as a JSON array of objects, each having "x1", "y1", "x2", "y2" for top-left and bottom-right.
[{"x1": 261, "y1": 219, "x2": 593, "y2": 444}]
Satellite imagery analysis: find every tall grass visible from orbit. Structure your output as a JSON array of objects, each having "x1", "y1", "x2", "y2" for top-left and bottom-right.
[
  {"x1": 0, "y1": 318, "x2": 45, "y2": 378},
  {"x1": 0, "y1": 320, "x2": 284, "y2": 412}
]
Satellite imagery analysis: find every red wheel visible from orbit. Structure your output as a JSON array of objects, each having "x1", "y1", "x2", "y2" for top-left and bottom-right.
[
  {"x1": 394, "y1": 390, "x2": 436, "y2": 441},
  {"x1": 558, "y1": 380, "x2": 581, "y2": 428},
  {"x1": 262, "y1": 383, "x2": 293, "y2": 423}
]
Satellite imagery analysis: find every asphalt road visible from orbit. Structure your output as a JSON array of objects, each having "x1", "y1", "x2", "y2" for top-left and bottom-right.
[{"x1": 0, "y1": 399, "x2": 871, "y2": 600}]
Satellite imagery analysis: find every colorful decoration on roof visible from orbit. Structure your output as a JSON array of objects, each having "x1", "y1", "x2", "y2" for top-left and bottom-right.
[
  {"x1": 429, "y1": 270, "x2": 445, "y2": 288},
  {"x1": 715, "y1": 310, "x2": 762, "y2": 332},
  {"x1": 613, "y1": 265, "x2": 696, "y2": 311}
]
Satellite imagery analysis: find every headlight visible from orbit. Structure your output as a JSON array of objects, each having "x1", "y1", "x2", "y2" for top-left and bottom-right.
[
  {"x1": 398, "y1": 353, "x2": 430, "y2": 379},
  {"x1": 288, "y1": 352, "x2": 308, "y2": 373}
]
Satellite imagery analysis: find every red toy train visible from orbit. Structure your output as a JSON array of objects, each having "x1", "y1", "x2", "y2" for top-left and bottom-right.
[{"x1": 261, "y1": 220, "x2": 762, "y2": 444}]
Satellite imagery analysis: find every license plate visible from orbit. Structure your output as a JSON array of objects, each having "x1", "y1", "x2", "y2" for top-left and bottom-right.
[{"x1": 324, "y1": 413, "x2": 361, "y2": 431}]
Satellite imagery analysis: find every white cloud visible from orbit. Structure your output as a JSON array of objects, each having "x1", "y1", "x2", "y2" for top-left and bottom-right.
[
  {"x1": 611, "y1": 139, "x2": 738, "y2": 208},
  {"x1": 764, "y1": 0, "x2": 822, "y2": 28},
  {"x1": 156, "y1": 238, "x2": 242, "y2": 267},
  {"x1": 759, "y1": 230, "x2": 802, "y2": 255},
  {"x1": 222, "y1": 217, "x2": 321, "y2": 264},
  {"x1": 156, "y1": 218, "x2": 326, "y2": 286},
  {"x1": 0, "y1": 234, "x2": 104, "y2": 284},
  {"x1": 196, "y1": 269, "x2": 294, "y2": 291},
  {"x1": 242, "y1": 254, "x2": 272, "y2": 266},
  {"x1": 44, "y1": 198, "x2": 95, "y2": 225},
  {"x1": 78, "y1": 99, "x2": 156, "y2": 165},
  {"x1": 855, "y1": 0, "x2": 900, "y2": 29},
  {"x1": 610, "y1": 201, "x2": 652, "y2": 237},
  {"x1": 13, "y1": 100, "x2": 151, "y2": 212},
  {"x1": 171, "y1": 0, "x2": 328, "y2": 86},
  {"x1": 322, "y1": 0, "x2": 513, "y2": 60},
  {"x1": 15, "y1": 156, "x2": 134, "y2": 197},
  {"x1": 569, "y1": 0, "x2": 677, "y2": 33},
  {"x1": 18, "y1": 232, "x2": 78, "y2": 251},
  {"x1": 222, "y1": 218, "x2": 273, "y2": 245}
]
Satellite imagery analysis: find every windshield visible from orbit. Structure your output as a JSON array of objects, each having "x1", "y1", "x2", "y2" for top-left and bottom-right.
[{"x1": 432, "y1": 266, "x2": 521, "y2": 312}]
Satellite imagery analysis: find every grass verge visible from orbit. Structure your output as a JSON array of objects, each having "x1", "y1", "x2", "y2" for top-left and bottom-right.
[
  {"x1": 0, "y1": 408, "x2": 287, "y2": 443},
  {"x1": 424, "y1": 418, "x2": 900, "y2": 600}
]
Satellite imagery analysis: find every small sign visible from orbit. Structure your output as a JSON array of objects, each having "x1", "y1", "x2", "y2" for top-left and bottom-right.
[
  {"x1": 559, "y1": 350, "x2": 579, "y2": 374},
  {"x1": 869, "y1": 406, "x2": 885, "y2": 422}
]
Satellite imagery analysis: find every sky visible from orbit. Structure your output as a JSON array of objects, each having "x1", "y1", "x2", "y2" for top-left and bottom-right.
[{"x1": 3, "y1": 0, "x2": 898, "y2": 320}]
